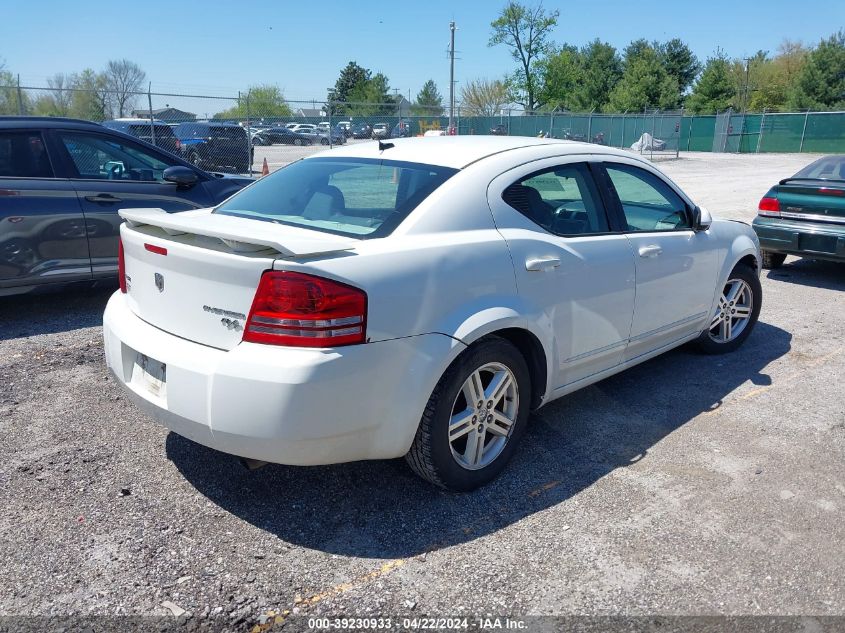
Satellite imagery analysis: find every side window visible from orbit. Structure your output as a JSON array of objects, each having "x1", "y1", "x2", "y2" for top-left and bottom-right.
[
  {"x1": 502, "y1": 163, "x2": 610, "y2": 236},
  {"x1": 605, "y1": 164, "x2": 691, "y2": 232},
  {"x1": 0, "y1": 132, "x2": 54, "y2": 178},
  {"x1": 58, "y1": 132, "x2": 176, "y2": 182}
]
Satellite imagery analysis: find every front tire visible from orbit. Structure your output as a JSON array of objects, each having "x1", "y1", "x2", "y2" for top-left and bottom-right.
[
  {"x1": 405, "y1": 337, "x2": 531, "y2": 491},
  {"x1": 761, "y1": 250, "x2": 786, "y2": 269},
  {"x1": 695, "y1": 263, "x2": 761, "y2": 354}
]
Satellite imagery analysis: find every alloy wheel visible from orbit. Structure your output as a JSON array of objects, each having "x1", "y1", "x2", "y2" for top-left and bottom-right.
[
  {"x1": 448, "y1": 362, "x2": 519, "y2": 470},
  {"x1": 709, "y1": 278, "x2": 753, "y2": 343}
]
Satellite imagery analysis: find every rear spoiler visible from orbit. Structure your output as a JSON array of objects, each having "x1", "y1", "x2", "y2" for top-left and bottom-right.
[
  {"x1": 779, "y1": 177, "x2": 845, "y2": 186},
  {"x1": 119, "y1": 208, "x2": 358, "y2": 257}
]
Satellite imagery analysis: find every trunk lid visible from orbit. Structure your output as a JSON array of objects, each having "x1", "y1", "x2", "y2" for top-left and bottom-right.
[
  {"x1": 777, "y1": 181, "x2": 845, "y2": 223},
  {"x1": 119, "y1": 208, "x2": 357, "y2": 350}
]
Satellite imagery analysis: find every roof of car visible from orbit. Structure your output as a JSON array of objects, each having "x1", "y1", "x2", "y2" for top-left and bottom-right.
[
  {"x1": 308, "y1": 136, "x2": 636, "y2": 169},
  {"x1": 106, "y1": 118, "x2": 167, "y2": 124},
  {"x1": 177, "y1": 121, "x2": 242, "y2": 127},
  {"x1": 0, "y1": 116, "x2": 103, "y2": 130}
]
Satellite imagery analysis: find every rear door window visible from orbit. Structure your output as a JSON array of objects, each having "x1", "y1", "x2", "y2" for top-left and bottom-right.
[
  {"x1": 502, "y1": 163, "x2": 610, "y2": 236},
  {"x1": 0, "y1": 132, "x2": 54, "y2": 178}
]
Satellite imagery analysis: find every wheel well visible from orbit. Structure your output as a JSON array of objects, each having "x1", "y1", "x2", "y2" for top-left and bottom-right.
[
  {"x1": 738, "y1": 254, "x2": 758, "y2": 273},
  {"x1": 483, "y1": 328, "x2": 547, "y2": 410}
]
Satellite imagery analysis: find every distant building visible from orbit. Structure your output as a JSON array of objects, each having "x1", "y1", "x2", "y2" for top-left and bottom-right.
[
  {"x1": 295, "y1": 108, "x2": 323, "y2": 119},
  {"x1": 131, "y1": 107, "x2": 196, "y2": 122}
]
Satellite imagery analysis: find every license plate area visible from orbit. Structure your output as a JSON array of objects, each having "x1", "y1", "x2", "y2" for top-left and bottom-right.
[
  {"x1": 131, "y1": 353, "x2": 167, "y2": 401},
  {"x1": 799, "y1": 233, "x2": 838, "y2": 254}
]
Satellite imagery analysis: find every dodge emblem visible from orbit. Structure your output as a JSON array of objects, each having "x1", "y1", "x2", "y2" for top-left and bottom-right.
[{"x1": 154, "y1": 273, "x2": 165, "y2": 293}]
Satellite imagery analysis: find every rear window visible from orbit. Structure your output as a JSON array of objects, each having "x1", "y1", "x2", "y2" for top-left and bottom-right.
[
  {"x1": 793, "y1": 156, "x2": 845, "y2": 181},
  {"x1": 128, "y1": 124, "x2": 176, "y2": 138},
  {"x1": 214, "y1": 157, "x2": 457, "y2": 238},
  {"x1": 210, "y1": 126, "x2": 246, "y2": 141}
]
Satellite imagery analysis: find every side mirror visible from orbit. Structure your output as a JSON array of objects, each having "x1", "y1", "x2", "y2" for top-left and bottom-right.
[
  {"x1": 693, "y1": 205, "x2": 712, "y2": 231},
  {"x1": 163, "y1": 166, "x2": 199, "y2": 188}
]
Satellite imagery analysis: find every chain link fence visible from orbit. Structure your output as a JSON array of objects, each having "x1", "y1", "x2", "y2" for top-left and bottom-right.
[{"x1": 3, "y1": 81, "x2": 844, "y2": 176}]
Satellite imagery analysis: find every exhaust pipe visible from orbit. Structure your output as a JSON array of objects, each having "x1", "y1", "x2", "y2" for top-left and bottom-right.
[{"x1": 239, "y1": 457, "x2": 268, "y2": 470}]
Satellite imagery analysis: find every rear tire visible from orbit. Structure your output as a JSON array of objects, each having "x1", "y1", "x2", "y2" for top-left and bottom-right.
[
  {"x1": 761, "y1": 250, "x2": 786, "y2": 269},
  {"x1": 405, "y1": 337, "x2": 531, "y2": 491},
  {"x1": 694, "y1": 263, "x2": 761, "y2": 355}
]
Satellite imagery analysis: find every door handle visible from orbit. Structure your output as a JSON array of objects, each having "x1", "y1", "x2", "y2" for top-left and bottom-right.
[
  {"x1": 525, "y1": 256, "x2": 561, "y2": 272},
  {"x1": 85, "y1": 194, "x2": 122, "y2": 203},
  {"x1": 638, "y1": 245, "x2": 663, "y2": 258}
]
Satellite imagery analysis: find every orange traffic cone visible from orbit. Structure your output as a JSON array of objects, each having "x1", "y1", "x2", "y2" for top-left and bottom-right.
[{"x1": 261, "y1": 158, "x2": 269, "y2": 177}]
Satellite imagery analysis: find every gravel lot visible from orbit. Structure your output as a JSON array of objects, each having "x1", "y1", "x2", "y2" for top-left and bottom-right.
[{"x1": 1, "y1": 150, "x2": 844, "y2": 628}]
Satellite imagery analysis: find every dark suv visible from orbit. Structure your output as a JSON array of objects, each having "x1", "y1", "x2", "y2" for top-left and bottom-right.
[
  {"x1": 0, "y1": 117, "x2": 253, "y2": 296},
  {"x1": 101, "y1": 119, "x2": 182, "y2": 156},
  {"x1": 174, "y1": 122, "x2": 251, "y2": 173}
]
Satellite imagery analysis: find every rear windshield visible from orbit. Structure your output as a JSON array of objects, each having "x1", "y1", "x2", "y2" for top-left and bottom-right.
[
  {"x1": 210, "y1": 126, "x2": 246, "y2": 141},
  {"x1": 214, "y1": 157, "x2": 458, "y2": 238},
  {"x1": 793, "y1": 156, "x2": 845, "y2": 181},
  {"x1": 128, "y1": 125, "x2": 176, "y2": 138}
]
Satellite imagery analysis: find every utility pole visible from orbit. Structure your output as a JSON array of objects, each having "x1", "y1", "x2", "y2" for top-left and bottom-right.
[{"x1": 448, "y1": 21, "x2": 456, "y2": 134}]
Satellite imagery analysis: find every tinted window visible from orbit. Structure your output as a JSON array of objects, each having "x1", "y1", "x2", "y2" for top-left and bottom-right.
[
  {"x1": 503, "y1": 163, "x2": 610, "y2": 236},
  {"x1": 605, "y1": 164, "x2": 690, "y2": 232},
  {"x1": 211, "y1": 126, "x2": 246, "y2": 141},
  {"x1": 215, "y1": 157, "x2": 457, "y2": 238},
  {"x1": 793, "y1": 156, "x2": 845, "y2": 181},
  {"x1": 59, "y1": 132, "x2": 176, "y2": 182},
  {"x1": 0, "y1": 132, "x2": 54, "y2": 178},
  {"x1": 128, "y1": 124, "x2": 176, "y2": 139}
]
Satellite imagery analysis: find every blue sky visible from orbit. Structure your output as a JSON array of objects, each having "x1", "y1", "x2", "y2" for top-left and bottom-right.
[{"x1": 2, "y1": 0, "x2": 843, "y2": 112}]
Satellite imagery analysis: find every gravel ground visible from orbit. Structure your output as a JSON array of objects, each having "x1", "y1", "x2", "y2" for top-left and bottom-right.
[{"x1": 1, "y1": 152, "x2": 843, "y2": 629}]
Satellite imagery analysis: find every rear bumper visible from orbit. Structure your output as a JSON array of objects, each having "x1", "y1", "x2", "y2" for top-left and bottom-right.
[
  {"x1": 752, "y1": 217, "x2": 845, "y2": 262},
  {"x1": 103, "y1": 292, "x2": 457, "y2": 465}
]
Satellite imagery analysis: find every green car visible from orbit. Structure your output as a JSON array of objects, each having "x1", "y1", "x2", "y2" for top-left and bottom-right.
[{"x1": 752, "y1": 155, "x2": 845, "y2": 268}]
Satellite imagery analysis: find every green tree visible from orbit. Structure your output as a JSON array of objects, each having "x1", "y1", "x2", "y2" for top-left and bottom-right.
[
  {"x1": 489, "y1": 1, "x2": 559, "y2": 111},
  {"x1": 460, "y1": 78, "x2": 509, "y2": 116},
  {"x1": 348, "y1": 73, "x2": 393, "y2": 116},
  {"x1": 748, "y1": 41, "x2": 808, "y2": 112},
  {"x1": 69, "y1": 69, "x2": 108, "y2": 121},
  {"x1": 656, "y1": 38, "x2": 700, "y2": 96},
  {"x1": 0, "y1": 59, "x2": 31, "y2": 115},
  {"x1": 329, "y1": 61, "x2": 371, "y2": 113},
  {"x1": 539, "y1": 44, "x2": 583, "y2": 110},
  {"x1": 686, "y1": 52, "x2": 737, "y2": 114},
  {"x1": 623, "y1": 39, "x2": 652, "y2": 67},
  {"x1": 788, "y1": 31, "x2": 845, "y2": 110},
  {"x1": 214, "y1": 84, "x2": 292, "y2": 120},
  {"x1": 607, "y1": 46, "x2": 678, "y2": 112},
  {"x1": 413, "y1": 79, "x2": 443, "y2": 116},
  {"x1": 575, "y1": 40, "x2": 622, "y2": 111}
]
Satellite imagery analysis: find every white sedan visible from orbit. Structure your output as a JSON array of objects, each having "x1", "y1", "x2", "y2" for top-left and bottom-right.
[{"x1": 103, "y1": 137, "x2": 762, "y2": 491}]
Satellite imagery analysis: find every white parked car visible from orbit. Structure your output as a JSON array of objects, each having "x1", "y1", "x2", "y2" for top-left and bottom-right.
[{"x1": 103, "y1": 137, "x2": 762, "y2": 491}]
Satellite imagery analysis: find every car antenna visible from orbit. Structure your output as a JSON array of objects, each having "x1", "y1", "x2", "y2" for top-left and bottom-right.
[{"x1": 378, "y1": 140, "x2": 394, "y2": 151}]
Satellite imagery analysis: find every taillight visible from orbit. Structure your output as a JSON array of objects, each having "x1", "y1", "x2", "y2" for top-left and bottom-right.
[
  {"x1": 243, "y1": 271, "x2": 367, "y2": 347},
  {"x1": 818, "y1": 187, "x2": 845, "y2": 196},
  {"x1": 758, "y1": 196, "x2": 781, "y2": 217},
  {"x1": 118, "y1": 238, "x2": 127, "y2": 293},
  {"x1": 175, "y1": 139, "x2": 182, "y2": 151}
]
